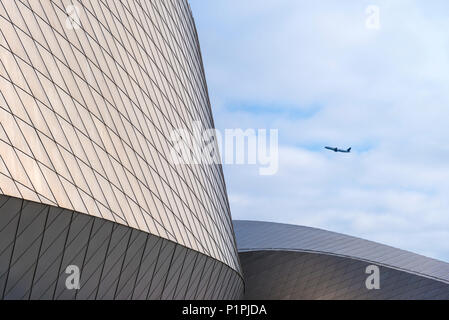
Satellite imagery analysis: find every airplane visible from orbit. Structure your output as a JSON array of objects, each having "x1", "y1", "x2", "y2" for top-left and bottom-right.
[{"x1": 325, "y1": 146, "x2": 352, "y2": 153}]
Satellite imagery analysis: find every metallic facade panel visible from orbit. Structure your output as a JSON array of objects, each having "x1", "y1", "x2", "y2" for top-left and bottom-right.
[
  {"x1": 0, "y1": 195, "x2": 242, "y2": 300},
  {"x1": 234, "y1": 220, "x2": 449, "y2": 284},
  {"x1": 0, "y1": 0, "x2": 240, "y2": 274},
  {"x1": 234, "y1": 220, "x2": 449, "y2": 299},
  {"x1": 240, "y1": 251, "x2": 449, "y2": 300}
]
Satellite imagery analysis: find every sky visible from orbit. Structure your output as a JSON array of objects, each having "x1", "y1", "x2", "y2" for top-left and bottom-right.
[{"x1": 189, "y1": 0, "x2": 449, "y2": 262}]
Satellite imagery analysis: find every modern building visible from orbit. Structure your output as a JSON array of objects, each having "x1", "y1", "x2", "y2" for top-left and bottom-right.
[
  {"x1": 1, "y1": 0, "x2": 449, "y2": 302},
  {"x1": 234, "y1": 220, "x2": 449, "y2": 300},
  {"x1": 0, "y1": 0, "x2": 243, "y2": 299}
]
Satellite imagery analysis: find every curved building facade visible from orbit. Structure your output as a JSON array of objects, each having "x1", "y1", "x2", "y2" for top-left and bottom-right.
[
  {"x1": 0, "y1": 0, "x2": 243, "y2": 299},
  {"x1": 234, "y1": 220, "x2": 449, "y2": 300}
]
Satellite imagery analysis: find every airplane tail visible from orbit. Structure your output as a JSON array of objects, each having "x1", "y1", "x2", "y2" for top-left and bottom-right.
[{"x1": 347, "y1": 147, "x2": 352, "y2": 152}]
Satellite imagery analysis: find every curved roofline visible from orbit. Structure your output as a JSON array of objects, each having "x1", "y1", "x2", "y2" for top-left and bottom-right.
[
  {"x1": 239, "y1": 248, "x2": 449, "y2": 285},
  {"x1": 233, "y1": 220, "x2": 449, "y2": 284}
]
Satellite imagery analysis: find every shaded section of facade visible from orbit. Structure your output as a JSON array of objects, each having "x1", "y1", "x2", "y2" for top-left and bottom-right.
[
  {"x1": 234, "y1": 220, "x2": 449, "y2": 300},
  {"x1": 0, "y1": 0, "x2": 240, "y2": 273},
  {"x1": 0, "y1": 195, "x2": 243, "y2": 300},
  {"x1": 241, "y1": 251, "x2": 449, "y2": 300}
]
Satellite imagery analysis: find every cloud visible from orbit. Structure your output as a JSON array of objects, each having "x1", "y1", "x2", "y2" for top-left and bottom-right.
[{"x1": 190, "y1": 0, "x2": 449, "y2": 261}]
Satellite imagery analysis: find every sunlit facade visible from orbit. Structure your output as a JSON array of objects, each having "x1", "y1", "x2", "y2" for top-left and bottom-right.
[{"x1": 0, "y1": 0, "x2": 242, "y2": 299}]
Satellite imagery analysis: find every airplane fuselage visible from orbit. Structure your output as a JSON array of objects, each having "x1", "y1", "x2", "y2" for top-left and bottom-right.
[{"x1": 325, "y1": 147, "x2": 351, "y2": 153}]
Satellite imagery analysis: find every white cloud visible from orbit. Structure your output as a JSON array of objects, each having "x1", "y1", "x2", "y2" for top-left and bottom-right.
[{"x1": 190, "y1": 0, "x2": 449, "y2": 261}]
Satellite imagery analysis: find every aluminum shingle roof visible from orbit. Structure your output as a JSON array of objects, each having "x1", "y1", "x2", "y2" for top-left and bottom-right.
[{"x1": 233, "y1": 220, "x2": 449, "y2": 284}]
